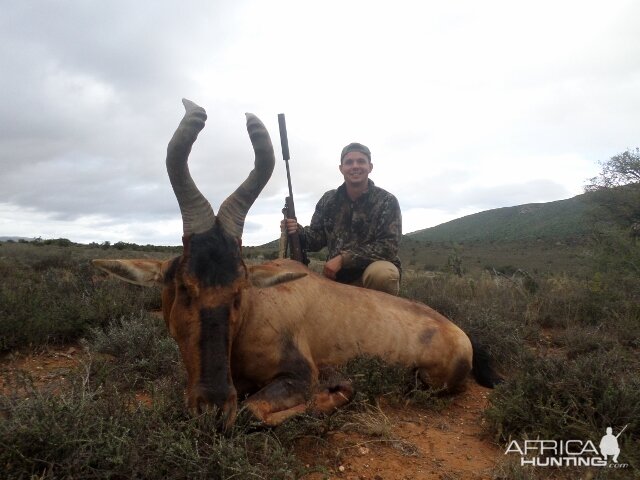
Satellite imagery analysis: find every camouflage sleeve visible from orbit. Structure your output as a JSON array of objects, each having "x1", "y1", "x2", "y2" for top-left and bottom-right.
[
  {"x1": 300, "y1": 192, "x2": 330, "y2": 252},
  {"x1": 341, "y1": 194, "x2": 402, "y2": 270}
]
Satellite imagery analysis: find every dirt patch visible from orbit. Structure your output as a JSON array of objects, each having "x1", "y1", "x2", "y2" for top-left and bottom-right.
[
  {"x1": 0, "y1": 344, "x2": 85, "y2": 395},
  {"x1": 298, "y1": 384, "x2": 500, "y2": 480}
]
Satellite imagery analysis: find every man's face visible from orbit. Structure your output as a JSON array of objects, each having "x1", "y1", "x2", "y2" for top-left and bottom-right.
[{"x1": 339, "y1": 151, "x2": 373, "y2": 188}]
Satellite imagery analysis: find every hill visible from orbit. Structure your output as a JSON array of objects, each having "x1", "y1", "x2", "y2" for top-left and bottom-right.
[
  {"x1": 398, "y1": 190, "x2": 625, "y2": 275},
  {"x1": 407, "y1": 193, "x2": 593, "y2": 244}
]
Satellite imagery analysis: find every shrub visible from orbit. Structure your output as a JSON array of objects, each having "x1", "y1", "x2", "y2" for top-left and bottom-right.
[
  {"x1": 485, "y1": 350, "x2": 640, "y2": 469},
  {"x1": 0, "y1": 254, "x2": 160, "y2": 351},
  {"x1": 87, "y1": 312, "x2": 180, "y2": 384}
]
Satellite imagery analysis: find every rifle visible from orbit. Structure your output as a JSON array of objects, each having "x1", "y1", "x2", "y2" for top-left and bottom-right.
[{"x1": 278, "y1": 113, "x2": 309, "y2": 265}]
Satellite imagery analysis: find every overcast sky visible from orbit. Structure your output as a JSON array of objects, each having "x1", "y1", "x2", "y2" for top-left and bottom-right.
[{"x1": 1, "y1": 1, "x2": 639, "y2": 246}]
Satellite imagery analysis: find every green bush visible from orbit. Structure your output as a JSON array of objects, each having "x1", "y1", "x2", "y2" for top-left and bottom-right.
[
  {"x1": 87, "y1": 312, "x2": 180, "y2": 385},
  {"x1": 0, "y1": 248, "x2": 161, "y2": 351},
  {"x1": 485, "y1": 350, "x2": 640, "y2": 469}
]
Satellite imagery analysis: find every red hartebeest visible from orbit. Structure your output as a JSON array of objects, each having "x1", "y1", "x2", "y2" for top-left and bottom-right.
[{"x1": 93, "y1": 100, "x2": 500, "y2": 428}]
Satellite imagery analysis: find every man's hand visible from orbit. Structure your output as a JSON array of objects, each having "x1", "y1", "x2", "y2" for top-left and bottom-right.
[
  {"x1": 280, "y1": 218, "x2": 298, "y2": 235},
  {"x1": 323, "y1": 254, "x2": 343, "y2": 280}
]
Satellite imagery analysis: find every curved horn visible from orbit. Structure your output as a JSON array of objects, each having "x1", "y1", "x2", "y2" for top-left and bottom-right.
[
  {"x1": 217, "y1": 113, "x2": 275, "y2": 238},
  {"x1": 166, "y1": 99, "x2": 216, "y2": 235}
]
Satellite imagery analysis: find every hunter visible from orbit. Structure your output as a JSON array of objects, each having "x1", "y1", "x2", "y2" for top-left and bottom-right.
[{"x1": 282, "y1": 142, "x2": 402, "y2": 295}]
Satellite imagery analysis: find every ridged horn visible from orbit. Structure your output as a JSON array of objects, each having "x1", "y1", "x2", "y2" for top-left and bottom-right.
[
  {"x1": 166, "y1": 99, "x2": 216, "y2": 235},
  {"x1": 217, "y1": 113, "x2": 275, "y2": 238}
]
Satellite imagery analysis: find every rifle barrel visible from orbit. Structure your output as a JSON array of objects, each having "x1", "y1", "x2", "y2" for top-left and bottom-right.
[
  {"x1": 278, "y1": 114, "x2": 290, "y2": 161},
  {"x1": 278, "y1": 113, "x2": 294, "y2": 197}
]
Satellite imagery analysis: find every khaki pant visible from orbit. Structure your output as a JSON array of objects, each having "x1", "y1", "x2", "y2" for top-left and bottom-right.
[{"x1": 349, "y1": 261, "x2": 400, "y2": 296}]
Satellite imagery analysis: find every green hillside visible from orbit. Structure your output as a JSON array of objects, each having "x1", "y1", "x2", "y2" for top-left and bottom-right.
[{"x1": 407, "y1": 193, "x2": 593, "y2": 244}]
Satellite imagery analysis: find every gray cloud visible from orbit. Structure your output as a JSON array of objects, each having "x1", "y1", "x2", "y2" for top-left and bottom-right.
[
  {"x1": 1, "y1": 1, "x2": 639, "y2": 245},
  {"x1": 397, "y1": 174, "x2": 569, "y2": 213}
]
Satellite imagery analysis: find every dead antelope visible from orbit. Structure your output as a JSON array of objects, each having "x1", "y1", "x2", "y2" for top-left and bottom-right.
[{"x1": 93, "y1": 100, "x2": 501, "y2": 428}]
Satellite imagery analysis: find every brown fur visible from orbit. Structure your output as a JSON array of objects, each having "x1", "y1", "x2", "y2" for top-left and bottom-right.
[{"x1": 237, "y1": 259, "x2": 472, "y2": 392}]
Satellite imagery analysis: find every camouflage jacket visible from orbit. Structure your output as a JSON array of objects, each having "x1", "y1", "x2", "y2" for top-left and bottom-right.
[{"x1": 300, "y1": 180, "x2": 402, "y2": 283}]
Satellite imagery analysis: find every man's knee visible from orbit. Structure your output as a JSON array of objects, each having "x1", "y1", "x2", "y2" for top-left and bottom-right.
[{"x1": 362, "y1": 261, "x2": 400, "y2": 296}]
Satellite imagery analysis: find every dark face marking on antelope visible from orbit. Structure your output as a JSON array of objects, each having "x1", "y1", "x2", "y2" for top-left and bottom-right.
[
  {"x1": 186, "y1": 225, "x2": 243, "y2": 288},
  {"x1": 198, "y1": 305, "x2": 233, "y2": 406}
]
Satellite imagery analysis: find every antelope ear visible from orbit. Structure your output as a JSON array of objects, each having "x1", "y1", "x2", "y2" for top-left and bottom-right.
[
  {"x1": 248, "y1": 265, "x2": 307, "y2": 288},
  {"x1": 92, "y1": 259, "x2": 166, "y2": 287}
]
